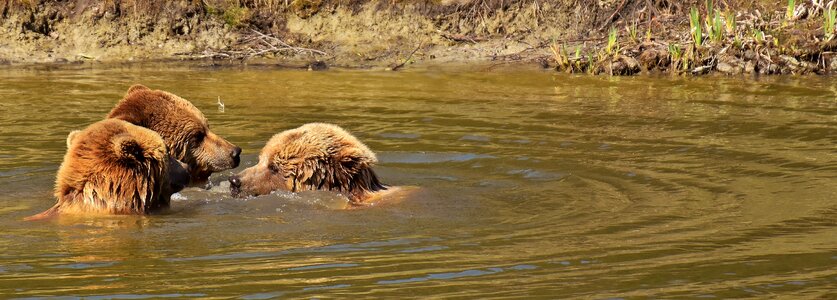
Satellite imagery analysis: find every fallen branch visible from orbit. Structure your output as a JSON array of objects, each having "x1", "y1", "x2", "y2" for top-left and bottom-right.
[
  {"x1": 176, "y1": 29, "x2": 328, "y2": 60},
  {"x1": 247, "y1": 29, "x2": 328, "y2": 56},
  {"x1": 389, "y1": 42, "x2": 423, "y2": 71}
]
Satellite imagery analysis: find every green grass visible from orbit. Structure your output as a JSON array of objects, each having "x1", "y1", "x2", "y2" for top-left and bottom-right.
[
  {"x1": 668, "y1": 44, "x2": 681, "y2": 66},
  {"x1": 753, "y1": 28, "x2": 765, "y2": 44},
  {"x1": 723, "y1": 9, "x2": 735, "y2": 34},
  {"x1": 690, "y1": 7, "x2": 703, "y2": 46},
  {"x1": 627, "y1": 22, "x2": 638, "y2": 43},
  {"x1": 825, "y1": 7, "x2": 837, "y2": 39},
  {"x1": 708, "y1": 10, "x2": 723, "y2": 43},
  {"x1": 606, "y1": 27, "x2": 619, "y2": 55},
  {"x1": 785, "y1": 0, "x2": 795, "y2": 21}
]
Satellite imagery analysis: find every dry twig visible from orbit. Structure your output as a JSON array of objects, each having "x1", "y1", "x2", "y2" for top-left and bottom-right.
[{"x1": 177, "y1": 29, "x2": 328, "y2": 60}]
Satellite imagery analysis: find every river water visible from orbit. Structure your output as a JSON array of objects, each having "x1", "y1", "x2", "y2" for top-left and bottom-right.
[{"x1": 0, "y1": 65, "x2": 835, "y2": 298}]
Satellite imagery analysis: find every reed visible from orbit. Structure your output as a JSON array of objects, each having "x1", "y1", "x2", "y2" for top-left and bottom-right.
[
  {"x1": 723, "y1": 10, "x2": 735, "y2": 34},
  {"x1": 825, "y1": 7, "x2": 837, "y2": 39},
  {"x1": 707, "y1": 10, "x2": 723, "y2": 43},
  {"x1": 606, "y1": 27, "x2": 619, "y2": 55},
  {"x1": 549, "y1": 41, "x2": 570, "y2": 71},
  {"x1": 627, "y1": 22, "x2": 638, "y2": 43},
  {"x1": 690, "y1": 7, "x2": 702, "y2": 46},
  {"x1": 785, "y1": 0, "x2": 795, "y2": 21},
  {"x1": 752, "y1": 29, "x2": 765, "y2": 44},
  {"x1": 668, "y1": 43, "x2": 681, "y2": 72}
]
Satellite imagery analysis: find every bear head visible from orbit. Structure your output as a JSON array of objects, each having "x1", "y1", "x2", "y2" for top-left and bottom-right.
[
  {"x1": 28, "y1": 119, "x2": 189, "y2": 219},
  {"x1": 107, "y1": 84, "x2": 241, "y2": 185},
  {"x1": 228, "y1": 123, "x2": 386, "y2": 204}
]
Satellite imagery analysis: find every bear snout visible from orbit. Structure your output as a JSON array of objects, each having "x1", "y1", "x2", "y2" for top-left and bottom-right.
[
  {"x1": 229, "y1": 175, "x2": 242, "y2": 196},
  {"x1": 231, "y1": 146, "x2": 242, "y2": 168}
]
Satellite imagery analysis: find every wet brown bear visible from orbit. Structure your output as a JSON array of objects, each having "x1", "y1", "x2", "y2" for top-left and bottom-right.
[
  {"x1": 107, "y1": 84, "x2": 241, "y2": 185},
  {"x1": 26, "y1": 119, "x2": 189, "y2": 220},
  {"x1": 229, "y1": 123, "x2": 400, "y2": 205}
]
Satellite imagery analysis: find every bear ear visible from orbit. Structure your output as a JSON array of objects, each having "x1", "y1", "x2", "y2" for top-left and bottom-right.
[
  {"x1": 337, "y1": 147, "x2": 374, "y2": 174},
  {"x1": 66, "y1": 130, "x2": 81, "y2": 148},
  {"x1": 111, "y1": 134, "x2": 145, "y2": 161},
  {"x1": 127, "y1": 84, "x2": 151, "y2": 95}
]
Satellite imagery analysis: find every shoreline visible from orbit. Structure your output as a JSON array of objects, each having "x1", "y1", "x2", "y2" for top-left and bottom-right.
[{"x1": 2, "y1": 1, "x2": 835, "y2": 75}]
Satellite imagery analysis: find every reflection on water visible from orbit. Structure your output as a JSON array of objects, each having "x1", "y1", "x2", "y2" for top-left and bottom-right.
[{"x1": 0, "y1": 65, "x2": 835, "y2": 298}]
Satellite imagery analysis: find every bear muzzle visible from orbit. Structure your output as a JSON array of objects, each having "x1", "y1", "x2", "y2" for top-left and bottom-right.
[{"x1": 228, "y1": 175, "x2": 242, "y2": 197}]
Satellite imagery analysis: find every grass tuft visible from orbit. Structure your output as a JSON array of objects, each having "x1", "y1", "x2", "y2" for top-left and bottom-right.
[
  {"x1": 606, "y1": 27, "x2": 619, "y2": 55},
  {"x1": 785, "y1": 0, "x2": 795, "y2": 21},
  {"x1": 690, "y1": 7, "x2": 703, "y2": 46},
  {"x1": 825, "y1": 7, "x2": 837, "y2": 40}
]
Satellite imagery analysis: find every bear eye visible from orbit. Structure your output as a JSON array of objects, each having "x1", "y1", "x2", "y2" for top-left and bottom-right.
[
  {"x1": 268, "y1": 163, "x2": 280, "y2": 174},
  {"x1": 133, "y1": 148, "x2": 144, "y2": 160}
]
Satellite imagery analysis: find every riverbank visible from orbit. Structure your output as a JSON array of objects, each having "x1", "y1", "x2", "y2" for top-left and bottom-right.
[{"x1": 1, "y1": 0, "x2": 835, "y2": 75}]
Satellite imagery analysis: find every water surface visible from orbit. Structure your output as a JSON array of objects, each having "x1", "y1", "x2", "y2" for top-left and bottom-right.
[{"x1": 0, "y1": 65, "x2": 835, "y2": 298}]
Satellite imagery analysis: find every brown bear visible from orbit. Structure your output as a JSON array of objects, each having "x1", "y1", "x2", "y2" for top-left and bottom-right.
[
  {"x1": 107, "y1": 84, "x2": 241, "y2": 185},
  {"x1": 228, "y1": 123, "x2": 403, "y2": 205},
  {"x1": 25, "y1": 119, "x2": 189, "y2": 220}
]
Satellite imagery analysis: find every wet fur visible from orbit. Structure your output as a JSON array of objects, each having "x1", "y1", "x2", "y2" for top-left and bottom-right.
[
  {"x1": 107, "y1": 84, "x2": 239, "y2": 184},
  {"x1": 232, "y1": 123, "x2": 387, "y2": 204},
  {"x1": 26, "y1": 119, "x2": 171, "y2": 220}
]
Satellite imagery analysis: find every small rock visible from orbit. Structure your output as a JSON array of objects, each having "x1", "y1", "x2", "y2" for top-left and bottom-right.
[
  {"x1": 691, "y1": 65, "x2": 711, "y2": 75},
  {"x1": 744, "y1": 61, "x2": 755, "y2": 73},
  {"x1": 621, "y1": 55, "x2": 639, "y2": 70},
  {"x1": 716, "y1": 62, "x2": 734, "y2": 74},
  {"x1": 611, "y1": 55, "x2": 640, "y2": 75},
  {"x1": 780, "y1": 55, "x2": 800, "y2": 67},
  {"x1": 307, "y1": 60, "x2": 327, "y2": 71}
]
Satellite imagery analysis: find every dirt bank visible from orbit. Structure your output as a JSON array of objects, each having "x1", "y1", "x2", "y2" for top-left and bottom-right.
[{"x1": 1, "y1": 0, "x2": 835, "y2": 75}]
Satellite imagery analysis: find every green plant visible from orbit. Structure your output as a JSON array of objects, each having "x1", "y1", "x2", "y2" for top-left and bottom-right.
[
  {"x1": 690, "y1": 7, "x2": 703, "y2": 46},
  {"x1": 627, "y1": 22, "x2": 638, "y2": 43},
  {"x1": 550, "y1": 41, "x2": 570, "y2": 70},
  {"x1": 702, "y1": 0, "x2": 722, "y2": 44},
  {"x1": 668, "y1": 43, "x2": 682, "y2": 72},
  {"x1": 825, "y1": 7, "x2": 837, "y2": 39},
  {"x1": 786, "y1": 0, "x2": 795, "y2": 21},
  {"x1": 753, "y1": 29, "x2": 765, "y2": 44},
  {"x1": 606, "y1": 27, "x2": 619, "y2": 55},
  {"x1": 587, "y1": 54, "x2": 595, "y2": 74},
  {"x1": 668, "y1": 44, "x2": 681, "y2": 60},
  {"x1": 705, "y1": 0, "x2": 714, "y2": 16},
  {"x1": 645, "y1": 27, "x2": 653, "y2": 42},
  {"x1": 724, "y1": 10, "x2": 736, "y2": 34},
  {"x1": 683, "y1": 46, "x2": 694, "y2": 71},
  {"x1": 707, "y1": 11, "x2": 723, "y2": 43}
]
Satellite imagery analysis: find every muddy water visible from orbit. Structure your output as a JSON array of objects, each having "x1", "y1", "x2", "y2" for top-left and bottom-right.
[{"x1": 0, "y1": 65, "x2": 835, "y2": 298}]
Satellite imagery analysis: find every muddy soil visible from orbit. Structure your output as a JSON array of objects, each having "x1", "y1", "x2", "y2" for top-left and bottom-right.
[{"x1": 1, "y1": 0, "x2": 835, "y2": 75}]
